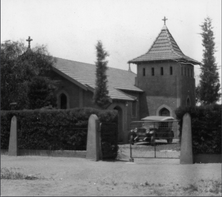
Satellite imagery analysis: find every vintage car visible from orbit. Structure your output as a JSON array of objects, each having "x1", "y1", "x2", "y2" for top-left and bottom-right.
[{"x1": 129, "y1": 116, "x2": 175, "y2": 145}]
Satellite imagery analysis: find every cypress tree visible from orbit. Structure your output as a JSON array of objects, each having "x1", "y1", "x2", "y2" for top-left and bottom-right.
[
  {"x1": 196, "y1": 17, "x2": 220, "y2": 105},
  {"x1": 93, "y1": 41, "x2": 110, "y2": 108}
]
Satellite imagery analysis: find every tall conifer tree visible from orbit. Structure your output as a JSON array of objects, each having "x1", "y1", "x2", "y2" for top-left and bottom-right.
[
  {"x1": 93, "y1": 41, "x2": 110, "y2": 108},
  {"x1": 196, "y1": 17, "x2": 220, "y2": 105}
]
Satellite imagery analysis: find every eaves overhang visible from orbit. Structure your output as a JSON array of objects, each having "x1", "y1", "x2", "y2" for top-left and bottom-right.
[{"x1": 52, "y1": 67, "x2": 88, "y2": 90}]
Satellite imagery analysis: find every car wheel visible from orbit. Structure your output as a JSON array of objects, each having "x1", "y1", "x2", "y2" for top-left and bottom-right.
[
  {"x1": 150, "y1": 136, "x2": 155, "y2": 146},
  {"x1": 167, "y1": 131, "x2": 174, "y2": 144},
  {"x1": 167, "y1": 138, "x2": 173, "y2": 144},
  {"x1": 134, "y1": 137, "x2": 139, "y2": 142},
  {"x1": 130, "y1": 135, "x2": 134, "y2": 145}
]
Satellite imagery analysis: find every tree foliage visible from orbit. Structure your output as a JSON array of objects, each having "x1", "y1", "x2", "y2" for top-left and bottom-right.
[
  {"x1": 1, "y1": 40, "x2": 57, "y2": 110},
  {"x1": 28, "y1": 76, "x2": 57, "y2": 109},
  {"x1": 93, "y1": 41, "x2": 111, "y2": 109},
  {"x1": 196, "y1": 17, "x2": 220, "y2": 105}
]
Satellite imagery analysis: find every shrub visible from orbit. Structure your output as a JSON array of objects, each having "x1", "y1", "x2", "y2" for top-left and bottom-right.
[
  {"x1": 101, "y1": 122, "x2": 118, "y2": 160},
  {"x1": 1, "y1": 112, "x2": 12, "y2": 149},
  {"x1": 175, "y1": 104, "x2": 221, "y2": 154},
  {"x1": 1, "y1": 108, "x2": 118, "y2": 159}
]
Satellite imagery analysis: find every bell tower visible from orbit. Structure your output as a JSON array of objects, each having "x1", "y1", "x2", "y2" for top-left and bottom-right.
[{"x1": 128, "y1": 17, "x2": 201, "y2": 117}]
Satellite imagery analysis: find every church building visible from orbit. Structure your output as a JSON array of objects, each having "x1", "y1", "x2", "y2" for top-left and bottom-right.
[
  {"x1": 128, "y1": 18, "x2": 201, "y2": 117},
  {"x1": 50, "y1": 18, "x2": 200, "y2": 143}
]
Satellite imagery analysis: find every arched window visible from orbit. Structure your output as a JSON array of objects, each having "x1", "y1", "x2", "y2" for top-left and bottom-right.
[
  {"x1": 186, "y1": 97, "x2": 191, "y2": 106},
  {"x1": 159, "y1": 108, "x2": 170, "y2": 116},
  {"x1": 60, "y1": 93, "x2": 67, "y2": 109},
  {"x1": 114, "y1": 106, "x2": 123, "y2": 142}
]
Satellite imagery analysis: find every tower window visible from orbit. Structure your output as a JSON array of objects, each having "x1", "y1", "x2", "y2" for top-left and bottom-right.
[
  {"x1": 152, "y1": 67, "x2": 155, "y2": 76},
  {"x1": 181, "y1": 67, "x2": 183, "y2": 75},
  {"x1": 143, "y1": 68, "x2": 146, "y2": 76},
  {"x1": 170, "y1": 66, "x2": 173, "y2": 75},
  {"x1": 187, "y1": 97, "x2": 191, "y2": 106},
  {"x1": 161, "y1": 67, "x2": 164, "y2": 75}
]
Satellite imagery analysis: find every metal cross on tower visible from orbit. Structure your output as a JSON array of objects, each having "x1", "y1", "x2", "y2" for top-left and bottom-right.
[
  {"x1": 162, "y1": 16, "x2": 168, "y2": 25},
  {"x1": 26, "y1": 36, "x2": 33, "y2": 49}
]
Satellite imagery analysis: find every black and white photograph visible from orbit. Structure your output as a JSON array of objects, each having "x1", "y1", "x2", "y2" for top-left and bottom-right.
[{"x1": 1, "y1": 0, "x2": 221, "y2": 196}]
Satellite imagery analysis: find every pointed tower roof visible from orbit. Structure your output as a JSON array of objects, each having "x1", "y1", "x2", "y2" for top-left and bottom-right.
[{"x1": 129, "y1": 24, "x2": 200, "y2": 65}]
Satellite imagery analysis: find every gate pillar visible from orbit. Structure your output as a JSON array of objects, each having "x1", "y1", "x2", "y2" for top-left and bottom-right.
[
  {"x1": 180, "y1": 113, "x2": 193, "y2": 164},
  {"x1": 8, "y1": 116, "x2": 18, "y2": 156},
  {"x1": 86, "y1": 114, "x2": 102, "y2": 161}
]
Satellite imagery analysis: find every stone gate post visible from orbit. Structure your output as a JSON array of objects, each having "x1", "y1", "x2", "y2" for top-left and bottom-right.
[
  {"x1": 180, "y1": 113, "x2": 193, "y2": 164},
  {"x1": 86, "y1": 114, "x2": 102, "y2": 161},
  {"x1": 8, "y1": 115, "x2": 18, "y2": 156}
]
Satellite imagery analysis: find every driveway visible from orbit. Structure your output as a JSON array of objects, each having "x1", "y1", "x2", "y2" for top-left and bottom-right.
[{"x1": 1, "y1": 153, "x2": 221, "y2": 196}]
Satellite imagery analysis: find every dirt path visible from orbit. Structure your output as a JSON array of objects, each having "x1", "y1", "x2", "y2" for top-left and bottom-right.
[{"x1": 1, "y1": 154, "x2": 221, "y2": 196}]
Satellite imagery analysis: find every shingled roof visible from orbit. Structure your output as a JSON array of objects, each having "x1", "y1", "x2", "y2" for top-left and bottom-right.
[
  {"x1": 129, "y1": 25, "x2": 201, "y2": 65},
  {"x1": 53, "y1": 57, "x2": 143, "y2": 101}
]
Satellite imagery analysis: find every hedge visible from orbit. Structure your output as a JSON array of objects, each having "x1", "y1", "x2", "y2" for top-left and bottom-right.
[
  {"x1": 1, "y1": 108, "x2": 118, "y2": 159},
  {"x1": 175, "y1": 104, "x2": 221, "y2": 154},
  {"x1": 101, "y1": 122, "x2": 118, "y2": 160}
]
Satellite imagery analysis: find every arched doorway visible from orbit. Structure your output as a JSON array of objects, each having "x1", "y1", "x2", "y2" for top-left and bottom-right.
[
  {"x1": 159, "y1": 107, "x2": 170, "y2": 116},
  {"x1": 60, "y1": 93, "x2": 67, "y2": 109},
  {"x1": 114, "y1": 106, "x2": 123, "y2": 142}
]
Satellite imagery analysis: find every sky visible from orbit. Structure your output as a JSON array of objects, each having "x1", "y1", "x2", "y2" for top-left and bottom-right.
[{"x1": 1, "y1": 0, "x2": 221, "y2": 84}]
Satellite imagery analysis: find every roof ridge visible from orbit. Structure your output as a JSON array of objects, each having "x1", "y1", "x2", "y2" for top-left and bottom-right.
[
  {"x1": 168, "y1": 30, "x2": 184, "y2": 55},
  {"x1": 146, "y1": 27, "x2": 164, "y2": 54},
  {"x1": 164, "y1": 27, "x2": 174, "y2": 52},
  {"x1": 55, "y1": 57, "x2": 93, "y2": 66},
  {"x1": 55, "y1": 56, "x2": 136, "y2": 73},
  {"x1": 165, "y1": 28, "x2": 185, "y2": 58}
]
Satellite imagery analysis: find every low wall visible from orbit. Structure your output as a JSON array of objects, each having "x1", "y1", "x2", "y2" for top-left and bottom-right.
[
  {"x1": 194, "y1": 154, "x2": 222, "y2": 163},
  {"x1": 1, "y1": 149, "x2": 86, "y2": 158}
]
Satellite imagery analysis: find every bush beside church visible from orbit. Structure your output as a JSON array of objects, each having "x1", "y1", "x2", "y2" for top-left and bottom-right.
[
  {"x1": 1, "y1": 108, "x2": 118, "y2": 160},
  {"x1": 175, "y1": 104, "x2": 221, "y2": 154}
]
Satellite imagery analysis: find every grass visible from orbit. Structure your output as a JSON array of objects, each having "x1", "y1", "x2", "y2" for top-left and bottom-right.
[
  {"x1": 183, "y1": 183, "x2": 199, "y2": 192},
  {"x1": 123, "y1": 180, "x2": 221, "y2": 195},
  {"x1": 199, "y1": 179, "x2": 222, "y2": 194},
  {"x1": 182, "y1": 180, "x2": 222, "y2": 195},
  {"x1": 1, "y1": 167, "x2": 40, "y2": 180}
]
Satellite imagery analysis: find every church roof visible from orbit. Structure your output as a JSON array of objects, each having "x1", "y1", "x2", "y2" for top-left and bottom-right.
[
  {"x1": 128, "y1": 25, "x2": 201, "y2": 65},
  {"x1": 53, "y1": 57, "x2": 143, "y2": 101}
]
